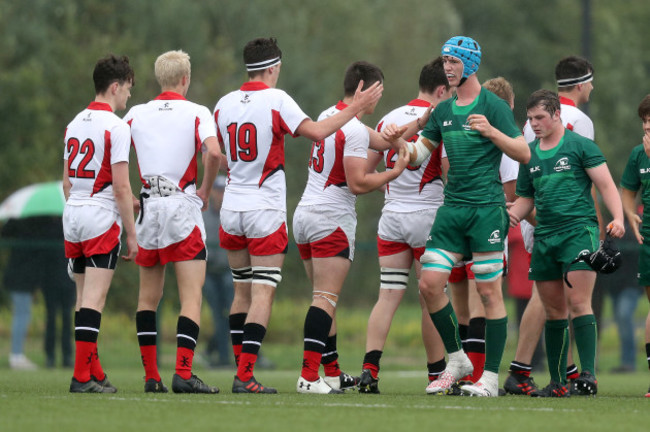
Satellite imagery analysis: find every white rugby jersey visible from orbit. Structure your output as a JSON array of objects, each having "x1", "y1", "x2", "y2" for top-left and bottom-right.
[
  {"x1": 296, "y1": 102, "x2": 369, "y2": 213},
  {"x1": 63, "y1": 102, "x2": 131, "y2": 211},
  {"x1": 375, "y1": 99, "x2": 443, "y2": 212},
  {"x1": 214, "y1": 82, "x2": 309, "y2": 212},
  {"x1": 124, "y1": 92, "x2": 216, "y2": 207},
  {"x1": 523, "y1": 96, "x2": 594, "y2": 142},
  {"x1": 499, "y1": 154, "x2": 519, "y2": 184}
]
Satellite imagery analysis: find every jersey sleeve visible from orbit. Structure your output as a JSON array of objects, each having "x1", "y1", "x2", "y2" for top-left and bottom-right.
[
  {"x1": 343, "y1": 123, "x2": 369, "y2": 159},
  {"x1": 278, "y1": 91, "x2": 310, "y2": 136},
  {"x1": 515, "y1": 157, "x2": 534, "y2": 198},
  {"x1": 581, "y1": 138, "x2": 606, "y2": 169},
  {"x1": 487, "y1": 96, "x2": 521, "y2": 139},
  {"x1": 621, "y1": 145, "x2": 642, "y2": 191},
  {"x1": 110, "y1": 121, "x2": 131, "y2": 165},
  {"x1": 196, "y1": 105, "x2": 217, "y2": 150}
]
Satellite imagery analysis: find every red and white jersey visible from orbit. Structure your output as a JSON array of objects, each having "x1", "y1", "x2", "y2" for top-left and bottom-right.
[
  {"x1": 523, "y1": 96, "x2": 594, "y2": 142},
  {"x1": 124, "y1": 92, "x2": 216, "y2": 208},
  {"x1": 499, "y1": 154, "x2": 519, "y2": 184},
  {"x1": 214, "y1": 81, "x2": 309, "y2": 212},
  {"x1": 376, "y1": 99, "x2": 444, "y2": 212},
  {"x1": 297, "y1": 101, "x2": 369, "y2": 213},
  {"x1": 63, "y1": 102, "x2": 131, "y2": 212}
]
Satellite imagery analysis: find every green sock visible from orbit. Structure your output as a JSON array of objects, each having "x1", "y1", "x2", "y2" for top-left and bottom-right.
[
  {"x1": 573, "y1": 314, "x2": 597, "y2": 375},
  {"x1": 545, "y1": 319, "x2": 569, "y2": 384},
  {"x1": 430, "y1": 302, "x2": 462, "y2": 353},
  {"x1": 484, "y1": 317, "x2": 507, "y2": 374}
]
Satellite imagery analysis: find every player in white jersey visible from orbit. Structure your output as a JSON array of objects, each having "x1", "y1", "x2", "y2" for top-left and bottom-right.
[
  {"x1": 124, "y1": 50, "x2": 222, "y2": 394},
  {"x1": 214, "y1": 37, "x2": 383, "y2": 394},
  {"x1": 63, "y1": 54, "x2": 137, "y2": 393},
  {"x1": 293, "y1": 61, "x2": 409, "y2": 394},
  {"x1": 508, "y1": 56, "x2": 601, "y2": 395},
  {"x1": 357, "y1": 58, "x2": 451, "y2": 394}
]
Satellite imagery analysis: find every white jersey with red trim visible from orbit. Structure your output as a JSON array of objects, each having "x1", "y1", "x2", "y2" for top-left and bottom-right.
[
  {"x1": 523, "y1": 96, "x2": 594, "y2": 142},
  {"x1": 376, "y1": 99, "x2": 443, "y2": 212},
  {"x1": 124, "y1": 92, "x2": 216, "y2": 208},
  {"x1": 214, "y1": 81, "x2": 309, "y2": 212},
  {"x1": 296, "y1": 102, "x2": 369, "y2": 213},
  {"x1": 499, "y1": 154, "x2": 519, "y2": 183},
  {"x1": 63, "y1": 101, "x2": 131, "y2": 212}
]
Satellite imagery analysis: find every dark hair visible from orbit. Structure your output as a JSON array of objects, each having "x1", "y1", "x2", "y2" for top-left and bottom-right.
[
  {"x1": 555, "y1": 55, "x2": 593, "y2": 90},
  {"x1": 638, "y1": 95, "x2": 650, "y2": 120},
  {"x1": 526, "y1": 89, "x2": 561, "y2": 116},
  {"x1": 343, "y1": 61, "x2": 384, "y2": 97},
  {"x1": 419, "y1": 57, "x2": 449, "y2": 94},
  {"x1": 243, "y1": 37, "x2": 282, "y2": 77},
  {"x1": 93, "y1": 54, "x2": 134, "y2": 95}
]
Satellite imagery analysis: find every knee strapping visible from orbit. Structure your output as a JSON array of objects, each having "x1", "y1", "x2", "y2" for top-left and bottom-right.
[
  {"x1": 313, "y1": 290, "x2": 338, "y2": 308},
  {"x1": 231, "y1": 266, "x2": 253, "y2": 283},
  {"x1": 421, "y1": 248, "x2": 458, "y2": 273},
  {"x1": 380, "y1": 267, "x2": 409, "y2": 290},
  {"x1": 471, "y1": 253, "x2": 504, "y2": 282},
  {"x1": 252, "y1": 266, "x2": 282, "y2": 288}
]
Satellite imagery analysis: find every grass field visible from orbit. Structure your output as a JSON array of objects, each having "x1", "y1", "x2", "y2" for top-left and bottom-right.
[
  {"x1": 1, "y1": 299, "x2": 649, "y2": 431},
  {"x1": 0, "y1": 368, "x2": 649, "y2": 432}
]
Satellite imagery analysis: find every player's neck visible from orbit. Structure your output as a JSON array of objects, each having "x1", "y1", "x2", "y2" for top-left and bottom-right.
[
  {"x1": 454, "y1": 76, "x2": 481, "y2": 106},
  {"x1": 418, "y1": 91, "x2": 436, "y2": 106},
  {"x1": 341, "y1": 95, "x2": 364, "y2": 119},
  {"x1": 94, "y1": 94, "x2": 115, "y2": 112},
  {"x1": 557, "y1": 91, "x2": 579, "y2": 107},
  {"x1": 539, "y1": 126, "x2": 565, "y2": 150}
]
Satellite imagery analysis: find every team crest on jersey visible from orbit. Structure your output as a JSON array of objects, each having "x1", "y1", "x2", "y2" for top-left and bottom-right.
[
  {"x1": 443, "y1": 120, "x2": 453, "y2": 127},
  {"x1": 158, "y1": 102, "x2": 173, "y2": 112},
  {"x1": 554, "y1": 157, "x2": 571, "y2": 172},
  {"x1": 407, "y1": 108, "x2": 418, "y2": 117},
  {"x1": 82, "y1": 112, "x2": 92, "y2": 122},
  {"x1": 462, "y1": 119, "x2": 472, "y2": 131},
  {"x1": 240, "y1": 94, "x2": 251, "y2": 104},
  {"x1": 488, "y1": 230, "x2": 501, "y2": 245}
]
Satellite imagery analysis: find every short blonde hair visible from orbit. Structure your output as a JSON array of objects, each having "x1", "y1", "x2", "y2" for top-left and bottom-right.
[
  {"x1": 482, "y1": 77, "x2": 514, "y2": 107},
  {"x1": 154, "y1": 50, "x2": 191, "y2": 88}
]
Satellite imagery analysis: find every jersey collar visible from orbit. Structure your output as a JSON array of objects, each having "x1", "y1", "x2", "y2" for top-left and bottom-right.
[
  {"x1": 559, "y1": 96, "x2": 576, "y2": 107},
  {"x1": 241, "y1": 81, "x2": 270, "y2": 91},
  {"x1": 87, "y1": 101, "x2": 113, "y2": 112},
  {"x1": 407, "y1": 99, "x2": 431, "y2": 107},
  {"x1": 155, "y1": 91, "x2": 187, "y2": 101}
]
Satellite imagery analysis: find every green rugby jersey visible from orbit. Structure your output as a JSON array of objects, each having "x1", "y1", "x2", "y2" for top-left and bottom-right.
[
  {"x1": 421, "y1": 87, "x2": 521, "y2": 206},
  {"x1": 621, "y1": 144, "x2": 650, "y2": 237},
  {"x1": 516, "y1": 129, "x2": 605, "y2": 238}
]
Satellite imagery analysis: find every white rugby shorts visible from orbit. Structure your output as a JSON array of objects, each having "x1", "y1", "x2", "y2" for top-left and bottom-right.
[
  {"x1": 63, "y1": 204, "x2": 122, "y2": 258},
  {"x1": 292, "y1": 205, "x2": 356, "y2": 260}
]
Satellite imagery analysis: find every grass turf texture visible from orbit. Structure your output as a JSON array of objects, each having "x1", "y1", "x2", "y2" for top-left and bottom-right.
[{"x1": 0, "y1": 368, "x2": 648, "y2": 432}]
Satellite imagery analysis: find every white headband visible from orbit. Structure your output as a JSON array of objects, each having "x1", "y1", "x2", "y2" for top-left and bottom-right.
[
  {"x1": 246, "y1": 56, "x2": 281, "y2": 72},
  {"x1": 557, "y1": 72, "x2": 593, "y2": 87}
]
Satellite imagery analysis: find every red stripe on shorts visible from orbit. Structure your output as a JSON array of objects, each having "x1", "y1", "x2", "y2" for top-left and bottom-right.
[
  {"x1": 136, "y1": 225, "x2": 205, "y2": 266},
  {"x1": 64, "y1": 222, "x2": 121, "y2": 258}
]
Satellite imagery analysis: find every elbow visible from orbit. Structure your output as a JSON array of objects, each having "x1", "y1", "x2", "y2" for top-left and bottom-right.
[{"x1": 347, "y1": 182, "x2": 366, "y2": 195}]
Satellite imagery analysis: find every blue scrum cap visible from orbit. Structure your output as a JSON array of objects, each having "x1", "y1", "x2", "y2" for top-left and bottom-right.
[{"x1": 441, "y1": 36, "x2": 481, "y2": 79}]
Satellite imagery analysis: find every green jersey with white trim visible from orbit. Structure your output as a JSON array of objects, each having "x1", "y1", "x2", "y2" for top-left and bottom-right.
[
  {"x1": 421, "y1": 88, "x2": 521, "y2": 206},
  {"x1": 516, "y1": 129, "x2": 605, "y2": 239},
  {"x1": 620, "y1": 144, "x2": 650, "y2": 237}
]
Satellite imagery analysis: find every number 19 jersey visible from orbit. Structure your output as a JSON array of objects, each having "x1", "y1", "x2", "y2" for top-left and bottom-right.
[
  {"x1": 214, "y1": 81, "x2": 309, "y2": 212},
  {"x1": 63, "y1": 102, "x2": 131, "y2": 212}
]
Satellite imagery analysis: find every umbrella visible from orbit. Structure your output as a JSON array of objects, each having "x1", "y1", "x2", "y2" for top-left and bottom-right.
[{"x1": 0, "y1": 181, "x2": 65, "y2": 221}]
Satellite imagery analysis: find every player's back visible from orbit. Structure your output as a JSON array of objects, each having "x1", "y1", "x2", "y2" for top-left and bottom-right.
[
  {"x1": 64, "y1": 102, "x2": 130, "y2": 210},
  {"x1": 214, "y1": 82, "x2": 308, "y2": 211},
  {"x1": 298, "y1": 102, "x2": 368, "y2": 211},
  {"x1": 376, "y1": 100, "x2": 443, "y2": 212},
  {"x1": 126, "y1": 93, "x2": 214, "y2": 197}
]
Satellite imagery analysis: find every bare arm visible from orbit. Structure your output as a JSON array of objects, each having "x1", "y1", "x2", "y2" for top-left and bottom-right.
[
  {"x1": 197, "y1": 136, "x2": 222, "y2": 211},
  {"x1": 295, "y1": 81, "x2": 383, "y2": 141},
  {"x1": 62, "y1": 163, "x2": 71, "y2": 201},
  {"x1": 344, "y1": 147, "x2": 409, "y2": 195},
  {"x1": 503, "y1": 180, "x2": 517, "y2": 203},
  {"x1": 586, "y1": 163, "x2": 625, "y2": 238},
  {"x1": 111, "y1": 161, "x2": 137, "y2": 261},
  {"x1": 621, "y1": 187, "x2": 643, "y2": 244},
  {"x1": 467, "y1": 114, "x2": 530, "y2": 163}
]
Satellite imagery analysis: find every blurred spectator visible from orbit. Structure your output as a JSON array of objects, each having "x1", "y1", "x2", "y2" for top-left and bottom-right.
[{"x1": 2, "y1": 216, "x2": 74, "y2": 370}]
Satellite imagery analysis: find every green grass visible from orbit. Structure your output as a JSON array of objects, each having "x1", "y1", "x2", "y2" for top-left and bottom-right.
[{"x1": 0, "y1": 368, "x2": 649, "y2": 432}]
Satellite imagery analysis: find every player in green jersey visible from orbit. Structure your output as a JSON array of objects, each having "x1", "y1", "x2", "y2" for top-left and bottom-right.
[
  {"x1": 620, "y1": 94, "x2": 650, "y2": 398},
  {"x1": 383, "y1": 36, "x2": 530, "y2": 397},
  {"x1": 509, "y1": 89, "x2": 624, "y2": 397}
]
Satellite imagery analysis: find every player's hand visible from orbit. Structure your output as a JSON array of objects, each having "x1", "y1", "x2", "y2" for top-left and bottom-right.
[
  {"x1": 467, "y1": 114, "x2": 493, "y2": 137},
  {"x1": 507, "y1": 207, "x2": 521, "y2": 228},
  {"x1": 122, "y1": 233, "x2": 138, "y2": 261},
  {"x1": 352, "y1": 80, "x2": 383, "y2": 112},
  {"x1": 628, "y1": 213, "x2": 644, "y2": 244},
  {"x1": 132, "y1": 195, "x2": 141, "y2": 213},
  {"x1": 381, "y1": 123, "x2": 407, "y2": 144},
  {"x1": 392, "y1": 145, "x2": 410, "y2": 173},
  {"x1": 643, "y1": 132, "x2": 650, "y2": 158},
  {"x1": 418, "y1": 105, "x2": 433, "y2": 130},
  {"x1": 197, "y1": 186, "x2": 209, "y2": 211},
  {"x1": 606, "y1": 220, "x2": 625, "y2": 239}
]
